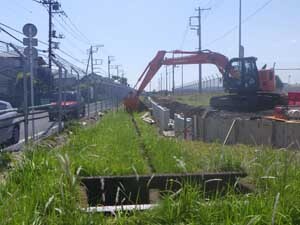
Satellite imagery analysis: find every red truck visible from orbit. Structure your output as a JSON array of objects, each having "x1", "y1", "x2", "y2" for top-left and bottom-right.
[{"x1": 48, "y1": 91, "x2": 85, "y2": 122}]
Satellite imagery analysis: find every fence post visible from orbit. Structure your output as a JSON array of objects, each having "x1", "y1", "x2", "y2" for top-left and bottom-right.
[
  {"x1": 193, "y1": 115, "x2": 197, "y2": 140},
  {"x1": 87, "y1": 85, "x2": 90, "y2": 119},
  {"x1": 183, "y1": 114, "x2": 187, "y2": 140},
  {"x1": 8, "y1": 44, "x2": 29, "y2": 143},
  {"x1": 58, "y1": 67, "x2": 63, "y2": 132},
  {"x1": 51, "y1": 58, "x2": 65, "y2": 133},
  {"x1": 95, "y1": 100, "x2": 98, "y2": 115},
  {"x1": 23, "y1": 59, "x2": 29, "y2": 144},
  {"x1": 71, "y1": 67, "x2": 81, "y2": 118}
]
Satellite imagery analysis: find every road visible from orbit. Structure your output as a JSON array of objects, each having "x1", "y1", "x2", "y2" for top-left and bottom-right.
[{"x1": 4, "y1": 100, "x2": 116, "y2": 152}]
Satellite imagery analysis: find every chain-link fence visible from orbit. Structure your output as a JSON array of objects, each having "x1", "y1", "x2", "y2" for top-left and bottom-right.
[
  {"x1": 174, "y1": 76, "x2": 223, "y2": 95},
  {"x1": 0, "y1": 40, "x2": 132, "y2": 148}
]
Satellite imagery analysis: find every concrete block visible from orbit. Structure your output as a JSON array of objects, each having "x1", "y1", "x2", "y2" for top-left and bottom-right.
[
  {"x1": 237, "y1": 119, "x2": 273, "y2": 146},
  {"x1": 286, "y1": 123, "x2": 300, "y2": 149},
  {"x1": 204, "y1": 117, "x2": 236, "y2": 144},
  {"x1": 196, "y1": 116, "x2": 205, "y2": 141},
  {"x1": 158, "y1": 106, "x2": 170, "y2": 131},
  {"x1": 149, "y1": 98, "x2": 170, "y2": 131},
  {"x1": 174, "y1": 114, "x2": 193, "y2": 140}
]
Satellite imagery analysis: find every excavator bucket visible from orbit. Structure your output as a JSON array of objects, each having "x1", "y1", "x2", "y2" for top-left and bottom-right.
[
  {"x1": 123, "y1": 93, "x2": 148, "y2": 112},
  {"x1": 123, "y1": 92, "x2": 140, "y2": 112}
]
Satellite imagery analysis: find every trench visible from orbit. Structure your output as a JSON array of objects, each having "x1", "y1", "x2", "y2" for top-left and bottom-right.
[{"x1": 129, "y1": 113, "x2": 156, "y2": 173}]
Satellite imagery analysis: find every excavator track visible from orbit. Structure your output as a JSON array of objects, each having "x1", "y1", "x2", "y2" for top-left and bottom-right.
[{"x1": 210, "y1": 93, "x2": 284, "y2": 112}]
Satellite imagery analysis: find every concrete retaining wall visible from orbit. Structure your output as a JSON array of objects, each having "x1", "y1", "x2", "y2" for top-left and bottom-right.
[
  {"x1": 196, "y1": 116, "x2": 300, "y2": 149},
  {"x1": 147, "y1": 97, "x2": 300, "y2": 149},
  {"x1": 174, "y1": 114, "x2": 193, "y2": 140},
  {"x1": 149, "y1": 98, "x2": 170, "y2": 131}
]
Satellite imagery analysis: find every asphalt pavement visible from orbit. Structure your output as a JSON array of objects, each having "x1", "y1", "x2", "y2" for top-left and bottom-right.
[{"x1": 3, "y1": 100, "x2": 116, "y2": 152}]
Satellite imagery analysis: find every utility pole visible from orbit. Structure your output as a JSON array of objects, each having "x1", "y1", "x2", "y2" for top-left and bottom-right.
[
  {"x1": 116, "y1": 65, "x2": 120, "y2": 77},
  {"x1": 172, "y1": 53, "x2": 175, "y2": 95},
  {"x1": 48, "y1": 0, "x2": 53, "y2": 74},
  {"x1": 190, "y1": 6, "x2": 211, "y2": 93},
  {"x1": 111, "y1": 64, "x2": 121, "y2": 77},
  {"x1": 157, "y1": 78, "x2": 160, "y2": 93},
  {"x1": 165, "y1": 65, "x2": 168, "y2": 93},
  {"x1": 238, "y1": 0, "x2": 243, "y2": 58},
  {"x1": 90, "y1": 46, "x2": 94, "y2": 74},
  {"x1": 108, "y1": 56, "x2": 114, "y2": 79},
  {"x1": 160, "y1": 73, "x2": 163, "y2": 93},
  {"x1": 34, "y1": 0, "x2": 64, "y2": 87},
  {"x1": 88, "y1": 45, "x2": 104, "y2": 74}
]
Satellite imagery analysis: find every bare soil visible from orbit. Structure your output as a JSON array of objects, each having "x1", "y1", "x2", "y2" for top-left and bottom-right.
[{"x1": 151, "y1": 96, "x2": 273, "y2": 120}]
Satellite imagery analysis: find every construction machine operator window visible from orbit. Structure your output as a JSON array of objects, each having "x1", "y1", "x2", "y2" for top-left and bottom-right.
[
  {"x1": 244, "y1": 61, "x2": 255, "y2": 74},
  {"x1": 231, "y1": 61, "x2": 242, "y2": 78}
]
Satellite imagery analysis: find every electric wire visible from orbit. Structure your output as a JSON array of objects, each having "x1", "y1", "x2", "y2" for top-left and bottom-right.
[
  {"x1": 52, "y1": 15, "x2": 87, "y2": 55},
  {"x1": 58, "y1": 14, "x2": 90, "y2": 45},
  {"x1": 179, "y1": 21, "x2": 190, "y2": 49},
  {"x1": 0, "y1": 26, "x2": 23, "y2": 44},
  {"x1": 0, "y1": 22, "x2": 48, "y2": 46},
  {"x1": 206, "y1": 0, "x2": 274, "y2": 46},
  {"x1": 63, "y1": 12, "x2": 92, "y2": 45}
]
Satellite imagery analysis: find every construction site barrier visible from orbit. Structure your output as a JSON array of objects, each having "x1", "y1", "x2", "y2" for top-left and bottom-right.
[
  {"x1": 195, "y1": 116, "x2": 300, "y2": 149},
  {"x1": 174, "y1": 113, "x2": 193, "y2": 140},
  {"x1": 148, "y1": 97, "x2": 300, "y2": 149},
  {"x1": 148, "y1": 97, "x2": 170, "y2": 131}
]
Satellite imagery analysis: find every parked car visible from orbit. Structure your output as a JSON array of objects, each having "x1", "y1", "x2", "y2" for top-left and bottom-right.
[
  {"x1": 0, "y1": 100, "x2": 20, "y2": 145},
  {"x1": 48, "y1": 91, "x2": 85, "y2": 122}
]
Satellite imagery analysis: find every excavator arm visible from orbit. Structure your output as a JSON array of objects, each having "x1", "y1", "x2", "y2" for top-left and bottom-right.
[{"x1": 124, "y1": 50, "x2": 232, "y2": 111}]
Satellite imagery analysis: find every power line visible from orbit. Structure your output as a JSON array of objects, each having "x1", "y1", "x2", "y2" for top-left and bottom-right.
[
  {"x1": 56, "y1": 48, "x2": 85, "y2": 65},
  {"x1": 206, "y1": 0, "x2": 274, "y2": 46},
  {"x1": 0, "y1": 21, "x2": 48, "y2": 46},
  {"x1": 0, "y1": 26, "x2": 23, "y2": 44},
  {"x1": 52, "y1": 16, "x2": 87, "y2": 54},
  {"x1": 58, "y1": 14, "x2": 90, "y2": 45},
  {"x1": 0, "y1": 23, "x2": 85, "y2": 73},
  {"x1": 203, "y1": 0, "x2": 225, "y2": 21},
  {"x1": 179, "y1": 21, "x2": 189, "y2": 49},
  {"x1": 64, "y1": 12, "x2": 91, "y2": 45}
]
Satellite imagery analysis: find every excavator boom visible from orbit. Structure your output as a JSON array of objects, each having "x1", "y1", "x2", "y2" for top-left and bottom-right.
[
  {"x1": 125, "y1": 50, "x2": 231, "y2": 111},
  {"x1": 135, "y1": 50, "x2": 231, "y2": 92},
  {"x1": 124, "y1": 49, "x2": 282, "y2": 112}
]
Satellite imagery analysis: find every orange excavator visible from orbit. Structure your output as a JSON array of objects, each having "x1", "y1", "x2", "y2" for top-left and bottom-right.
[{"x1": 124, "y1": 50, "x2": 284, "y2": 112}]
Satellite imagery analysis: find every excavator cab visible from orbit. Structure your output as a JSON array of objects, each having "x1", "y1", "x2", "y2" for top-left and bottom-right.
[
  {"x1": 212, "y1": 56, "x2": 282, "y2": 111},
  {"x1": 223, "y1": 57, "x2": 259, "y2": 94}
]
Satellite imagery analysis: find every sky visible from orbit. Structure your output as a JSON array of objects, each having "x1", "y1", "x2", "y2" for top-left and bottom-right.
[{"x1": 1, "y1": 0, "x2": 300, "y2": 90}]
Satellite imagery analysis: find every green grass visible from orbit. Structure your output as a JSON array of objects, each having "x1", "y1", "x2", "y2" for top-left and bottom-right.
[
  {"x1": 173, "y1": 92, "x2": 223, "y2": 106},
  {"x1": 135, "y1": 113, "x2": 244, "y2": 173},
  {"x1": 65, "y1": 112, "x2": 149, "y2": 176},
  {"x1": 0, "y1": 111, "x2": 300, "y2": 224}
]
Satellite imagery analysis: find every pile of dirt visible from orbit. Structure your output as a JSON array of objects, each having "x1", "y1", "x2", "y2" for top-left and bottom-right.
[
  {"x1": 150, "y1": 96, "x2": 272, "y2": 120},
  {"x1": 151, "y1": 96, "x2": 207, "y2": 118}
]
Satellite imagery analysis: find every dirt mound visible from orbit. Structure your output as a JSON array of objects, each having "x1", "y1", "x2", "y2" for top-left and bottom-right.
[
  {"x1": 151, "y1": 96, "x2": 206, "y2": 118},
  {"x1": 150, "y1": 96, "x2": 272, "y2": 120}
]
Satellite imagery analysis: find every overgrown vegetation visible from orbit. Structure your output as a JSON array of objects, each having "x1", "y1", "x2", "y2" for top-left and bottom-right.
[
  {"x1": 0, "y1": 152, "x2": 12, "y2": 171},
  {"x1": 0, "y1": 111, "x2": 300, "y2": 224}
]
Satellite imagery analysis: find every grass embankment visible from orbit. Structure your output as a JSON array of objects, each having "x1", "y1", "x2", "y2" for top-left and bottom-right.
[
  {"x1": 0, "y1": 112, "x2": 149, "y2": 224},
  {"x1": 174, "y1": 92, "x2": 223, "y2": 106},
  {"x1": 0, "y1": 111, "x2": 300, "y2": 224}
]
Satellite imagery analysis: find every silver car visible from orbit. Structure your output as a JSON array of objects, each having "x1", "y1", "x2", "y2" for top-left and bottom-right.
[{"x1": 0, "y1": 101, "x2": 20, "y2": 145}]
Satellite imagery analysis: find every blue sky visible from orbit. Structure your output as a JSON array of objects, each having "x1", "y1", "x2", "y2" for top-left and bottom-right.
[{"x1": 1, "y1": 0, "x2": 300, "y2": 89}]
